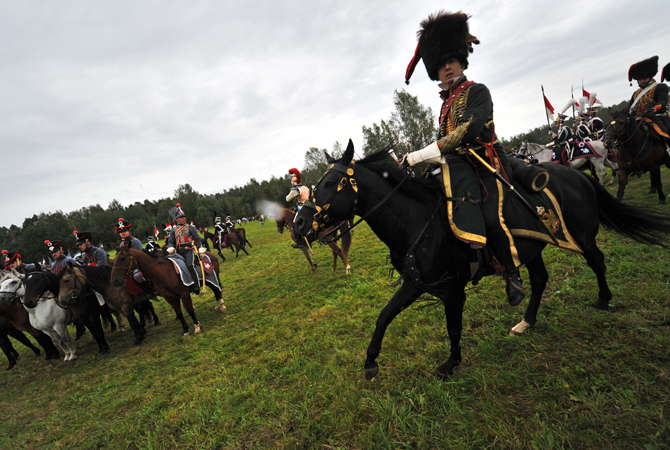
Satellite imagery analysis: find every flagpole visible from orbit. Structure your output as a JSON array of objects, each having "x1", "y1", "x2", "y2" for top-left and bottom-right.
[
  {"x1": 571, "y1": 85, "x2": 576, "y2": 128},
  {"x1": 541, "y1": 85, "x2": 552, "y2": 134}
]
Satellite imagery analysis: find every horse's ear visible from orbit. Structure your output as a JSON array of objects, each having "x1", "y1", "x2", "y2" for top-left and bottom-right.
[
  {"x1": 324, "y1": 151, "x2": 335, "y2": 164},
  {"x1": 34, "y1": 262, "x2": 41, "y2": 271},
  {"x1": 66, "y1": 261, "x2": 73, "y2": 269},
  {"x1": 341, "y1": 139, "x2": 354, "y2": 165}
]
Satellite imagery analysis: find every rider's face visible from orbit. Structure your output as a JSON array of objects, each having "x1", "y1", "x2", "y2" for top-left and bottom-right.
[
  {"x1": 119, "y1": 230, "x2": 130, "y2": 239},
  {"x1": 438, "y1": 58, "x2": 465, "y2": 87},
  {"x1": 176, "y1": 217, "x2": 186, "y2": 225},
  {"x1": 6, "y1": 260, "x2": 18, "y2": 270},
  {"x1": 638, "y1": 77, "x2": 652, "y2": 88}
]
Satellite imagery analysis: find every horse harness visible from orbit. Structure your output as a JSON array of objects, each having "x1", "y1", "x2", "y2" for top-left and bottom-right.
[
  {"x1": 605, "y1": 111, "x2": 655, "y2": 161},
  {"x1": 16, "y1": 272, "x2": 68, "y2": 310}
]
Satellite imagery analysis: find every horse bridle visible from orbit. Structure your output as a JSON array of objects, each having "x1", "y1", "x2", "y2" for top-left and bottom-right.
[
  {"x1": 604, "y1": 112, "x2": 651, "y2": 161},
  {"x1": 61, "y1": 267, "x2": 95, "y2": 304}
]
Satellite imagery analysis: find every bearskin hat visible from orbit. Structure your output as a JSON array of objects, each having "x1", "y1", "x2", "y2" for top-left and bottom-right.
[
  {"x1": 662, "y1": 63, "x2": 670, "y2": 83},
  {"x1": 288, "y1": 168, "x2": 301, "y2": 184},
  {"x1": 44, "y1": 239, "x2": 62, "y2": 253},
  {"x1": 115, "y1": 217, "x2": 132, "y2": 233},
  {"x1": 73, "y1": 230, "x2": 93, "y2": 244},
  {"x1": 405, "y1": 11, "x2": 479, "y2": 84},
  {"x1": 169, "y1": 203, "x2": 186, "y2": 221},
  {"x1": 628, "y1": 56, "x2": 658, "y2": 84}
]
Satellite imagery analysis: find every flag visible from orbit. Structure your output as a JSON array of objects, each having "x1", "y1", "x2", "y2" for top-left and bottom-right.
[
  {"x1": 154, "y1": 223, "x2": 159, "y2": 241},
  {"x1": 582, "y1": 88, "x2": 591, "y2": 100},
  {"x1": 543, "y1": 94, "x2": 555, "y2": 122}
]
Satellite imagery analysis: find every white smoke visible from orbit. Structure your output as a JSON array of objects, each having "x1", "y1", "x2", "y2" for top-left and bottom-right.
[{"x1": 255, "y1": 200, "x2": 284, "y2": 218}]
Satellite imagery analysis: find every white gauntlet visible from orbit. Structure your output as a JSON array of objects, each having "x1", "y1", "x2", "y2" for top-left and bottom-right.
[
  {"x1": 406, "y1": 142, "x2": 442, "y2": 166},
  {"x1": 198, "y1": 247, "x2": 206, "y2": 254},
  {"x1": 167, "y1": 247, "x2": 175, "y2": 254}
]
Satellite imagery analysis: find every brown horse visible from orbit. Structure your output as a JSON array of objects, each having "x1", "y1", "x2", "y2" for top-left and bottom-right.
[
  {"x1": 604, "y1": 108, "x2": 670, "y2": 204},
  {"x1": 58, "y1": 264, "x2": 159, "y2": 347},
  {"x1": 0, "y1": 316, "x2": 42, "y2": 370},
  {"x1": 202, "y1": 229, "x2": 226, "y2": 261},
  {"x1": 224, "y1": 232, "x2": 250, "y2": 257},
  {"x1": 110, "y1": 244, "x2": 225, "y2": 336},
  {"x1": 275, "y1": 207, "x2": 352, "y2": 274}
]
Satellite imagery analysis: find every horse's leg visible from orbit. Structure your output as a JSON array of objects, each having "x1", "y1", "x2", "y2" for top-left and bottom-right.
[
  {"x1": 53, "y1": 319, "x2": 76, "y2": 361},
  {"x1": 510, "y1": 253, "x2": 549, "y2": 336},
  {"x1": 595, "y1": 160, "x2": 608, "y2": 185},
  {"x1": 42, "y1": 325, "x2": 68, "y2": 361},
  {"x1": 300, "y1": 247, "x2": 317, "y2": 274},
  {"x1": 7, "y1": 327, "x2": 41, "y2": 356},
  {"x1": 616, "y1": 167, "x2": 631, "y2": 202},
  {"x1": 0, "y1": 334, "x2": 18, "y2": 369},
  {"x1": 180, "y1": 293, "x2": 201, "y2": 334},
  {"x1": 74, "y1": 318, "x2": 86, "y2": 340},
  {"x1": 582, "y1": 241, "x2": 613, "y2": 311},
  {"x1": 114, "y1": 311, "x2": 126, "y2": 332},
  {"x1": 364, "y1": 281, "x2": 423, "y2": 380},
  {"x1": 435, "y1": 288, "x2": 467, "y2": 379},
  {"x1": 25, "y1": 329, "x2": 60, "y2": 361},
  {"x1": 126, "y1": 310, "x2": 145, "y2": 346},
  {"x1": 145, "y1": 300, "x2": 160, "y2": 325},
  {"x1": 165, "y1": 295, "x2": 190, "y2": 335},
  {"x1": 649, "y1": 166, "x2": 666, "y2": 204},
  {"x1": 80, "y1": 311, "x2": 110, "y2": 356}
]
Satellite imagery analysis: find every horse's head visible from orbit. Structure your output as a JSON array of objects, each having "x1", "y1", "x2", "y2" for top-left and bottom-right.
[
  {"x1": 110, "y1": 242, "x2": 137, "y2": 288},
  {"x1": 518, "y1": 142, "x2": 528, "y2": 155},
  {"x1": 58, "y1": 262, "x2": 87, "y2": 305},
  {"x1": 295, "y1": 140, "x2": 358, "y2": 239},
  {"x1": 0, "y1": 270, "x2": 24, "y2": 307},
  {"x1": 603, "y1": 108, "x2": 628, "y2": 150},
  {"x1": 23, "y1": 265, "x2": 55, "y2": 308},
  {"x1": 275, "y1": 209, "x2": 292, "y2": 234}
]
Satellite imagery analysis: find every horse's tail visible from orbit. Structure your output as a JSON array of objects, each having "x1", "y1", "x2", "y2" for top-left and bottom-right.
[{"x1": 586, "y1": 174, "x2": 670, "y2": 247}]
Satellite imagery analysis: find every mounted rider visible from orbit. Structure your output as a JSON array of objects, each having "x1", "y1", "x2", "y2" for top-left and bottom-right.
[
  {"x1": 627, "y1": 56, "x2": 670, "y2": 152},
  {"x1": 402, "y1": 10, "x2": 524, "y2": 305},
  {"x1": 44, "y1": 239, "x2": 77, "y2": 275},
  {"x1": 163, "y1": 224, "x2": 173, "y2": 241},
  {"x1": 115, "y1": 218, "x2": 154, "y2": 300},
  {"x1": 2, "y1": 250, "x2": 36, "y2": 274},
  {"x1": 224, "y1": 215, "x2": 235, "y2": 234},
  {"x1": 166, "y1": 203, "x2": 205, "y2": 294},
  {"x1": 213, "y1": 216, "x2": 228, "y2": 250},
  {"x1": 74, "y1": 231, "x2": 108, "y2": 266},
  {"x1": 285, "y1": 168, "x2": 310, "y2": 249}
]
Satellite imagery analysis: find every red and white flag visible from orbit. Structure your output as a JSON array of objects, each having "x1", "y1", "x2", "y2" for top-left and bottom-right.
[
  {"x1": 543, "y1": 94, "x2": 555, "y2": 122},
  {"x1": 154, "y1": 223, "x2": 159, "y2": 241}
]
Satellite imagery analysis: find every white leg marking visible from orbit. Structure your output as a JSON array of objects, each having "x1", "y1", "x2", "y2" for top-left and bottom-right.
[{"x1": 510, "y1": 319, "x2": 532, "y2": 336}]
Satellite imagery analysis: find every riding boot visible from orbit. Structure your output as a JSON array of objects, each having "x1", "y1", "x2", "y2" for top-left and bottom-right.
[
  {"x1": 506, "y1": 269, "x2": 525, "y2": 306},
  {"x1": 187, "y1": 267, "x2": 200, "y2": 295},
  {"x1": 291, "y1": 242, "x2": 303, "y2": 249},
  {"x1": 140, "y1": 280, "x2": 154, "y2": 301}
]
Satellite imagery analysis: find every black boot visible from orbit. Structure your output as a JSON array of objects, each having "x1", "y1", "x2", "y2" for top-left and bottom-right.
[
  {"x1": 187, "y1": 268, "x2": 200, "y2": 295},
  {"x1": 506, "y1": 269, "x2": 525, "y2": 306},
  {"x1": 140, "y1": 280, "x2": 154, "y2": 301},
  {"x1": 291, "y1": 242, "x2": 302, "y2": 249}
]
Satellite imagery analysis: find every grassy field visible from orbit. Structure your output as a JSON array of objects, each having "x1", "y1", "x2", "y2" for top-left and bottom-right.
[{"x1": 1, "y1": 170, "x2": 669, "y2": 449}]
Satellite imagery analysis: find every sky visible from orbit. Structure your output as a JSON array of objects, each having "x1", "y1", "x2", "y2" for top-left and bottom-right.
[{"x1": 2, "y1": 0, "x2": 669, "y2": 228}]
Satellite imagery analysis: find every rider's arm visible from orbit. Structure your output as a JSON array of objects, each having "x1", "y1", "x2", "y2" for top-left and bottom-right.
[{"x1": 286, "y1": 187, "x2": 299, "y2": 202}]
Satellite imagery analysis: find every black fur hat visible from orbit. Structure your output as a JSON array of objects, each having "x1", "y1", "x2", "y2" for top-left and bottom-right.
[
  {"x1": 661, "y1": 63, "x2": 670, "y2": 83},
  {"x1": 405, "y1": 11, "x2": 479, "y2": 84},
  {"x1": 628, "y1": 56, "x2": 658, "y2": 85}
]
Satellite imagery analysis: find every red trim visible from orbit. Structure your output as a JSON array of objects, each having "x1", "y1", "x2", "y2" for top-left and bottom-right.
[{"x1": 405, "y1": 42, "x2": 421, "y2": 85}]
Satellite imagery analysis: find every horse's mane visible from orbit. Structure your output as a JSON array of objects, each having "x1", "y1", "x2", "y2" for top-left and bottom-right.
[
  {"x1": 356, "y1": 150, "x2": 444, "y2": 204},
  {"x1": 74, "y1": 265, "x2": 113, "y2": 286}
]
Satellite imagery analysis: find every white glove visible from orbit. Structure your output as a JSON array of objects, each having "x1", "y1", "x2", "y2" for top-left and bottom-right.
[
  {"x1": 167, "y1": 247, "x2": 175, "y2": 254},
  {"x1": 198, "y1": 247, "x2": 206, "y2": 254},
  {"x1": 406, "y1": 142, "x2": 442, "y2": 166}
]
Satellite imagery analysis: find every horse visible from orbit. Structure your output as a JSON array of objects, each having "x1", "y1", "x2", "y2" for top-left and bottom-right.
[
  {"x1": 276, "y1": 207, "x2": 352, "y2": 274},
  {"x1": 3, "y1": 270, "x2": 77, "y2": 362},
  {"x1": 295, "y1": 140, "x2": 670, "y2": 380},
  {"x1": 604, "y1": 108, "x2": 670, "y2": 204},
  {"x1": 224, "y1": 233, "x2": 250, "y2": 257},
  {"x1": 235, "y1": 227, "x2": 252, "y2": 248},
  {"x1": 0, "y1": 271, "x2": 60, "y2": 362},
  {"x1": 110, "y1": 244, "x2": 225, "y2": 336},
  {"x1": 202, "y1": 229, "x2": 226, "y2": 261},
  {"x1": 0, "y1": 316, "x2": 42, "y2": 370},
  {"x1": 518, "y1": 141, "x2": 617, "y2": 185},
  {"x1": 58, "y1": 264, "x2": 158, "y2": 347}
]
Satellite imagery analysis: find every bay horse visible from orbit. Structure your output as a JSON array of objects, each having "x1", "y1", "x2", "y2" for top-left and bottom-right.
[
  {"x1": 276, "y1": 207, "x2": 351, "y2": 274},
  {"x1": 0, "y1": 316, "x2": 42, "y2": 370},
  {"x1": 110, "y1": 244, "x2": 225, "y2": 336},
  {"x1": 0, "y1": 271, "x2": 60, "y2": 362},
  {"x1": 202, "y1": 229, "x2": 226, "y2": 261},
  {"x1": 58, "y1": 264, "x2": 157, "y2": 347},
  {"x1": 518, "y1": 141, "x2": 617, "y2": 185},
  {"x1": 604, "y1": 108, "x2": 670, "y2": 204},
  {"x1": 296, "y1": 140, "x2": 670, "y2": 379},
  {"x1": 224, "y1": 232, "x2": 250, "y2": 257}
]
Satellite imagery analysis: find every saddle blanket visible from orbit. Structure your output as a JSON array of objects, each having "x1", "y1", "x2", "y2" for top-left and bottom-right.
[
  {"x1": 551, "y1": 141, "x2": 601, "y2": 166},
  {"x1": 440, "y1": 156, "x2": 582, "y2": 254},
  {"x1": 166, "y1": 253, "x2": 220, "y2": 290}
]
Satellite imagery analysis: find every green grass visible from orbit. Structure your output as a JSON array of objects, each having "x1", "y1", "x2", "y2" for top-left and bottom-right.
[{"x1": 1, "y1": 171, "x2": 670, "y2": 449}]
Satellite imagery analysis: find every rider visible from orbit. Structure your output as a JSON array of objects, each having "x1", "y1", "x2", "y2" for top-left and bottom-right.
[
  {"x1": 224, "y1": 215, "x2": 235, "y2": 234},
  {"x1": 115, "y1": 218, "x2": 154, "y2": 300},
  {"x1": 166, "y1": 203, "x2": 206, "y2": 294},
  {"x1": 627, "y1": 56, "x2": 670, "y2": 151},
  {"x1": 164, "y1": 224, "x2": 173, "y2": 241},
  {"x1": 285, "y1": 168, "x2": 310, "y2": 249},
  {"x1": 2, "y1": 250, "x2": 36, "y2": 274},
  {"x1": 214, "y1": 216, "x2": 228, "y2": 250},
  {"x1": 44, "y1": 239, "x2": 77, "y2": 275},
  {"x1": 74, "y1": 231, "x2": 108, "y2": 266},
  {"x1": 402, "y1": 10, "x2": 524, "y2": 306}
]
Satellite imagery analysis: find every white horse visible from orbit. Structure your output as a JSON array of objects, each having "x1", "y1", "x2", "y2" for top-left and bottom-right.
[
  {"x1": 0, "y1": 270, "x2": 77, "y2": 361},
  {"x1": 519, "y1": 141, "x2": 618, "y2": 186}
]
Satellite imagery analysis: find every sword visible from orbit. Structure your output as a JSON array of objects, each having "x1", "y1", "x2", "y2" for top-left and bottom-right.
[
  {"x1": 467, "y1": 149, "x2": 560, "y2": 246},
  {"x1": 192, "y1": 247, "x2": 206, "y2": 293}
]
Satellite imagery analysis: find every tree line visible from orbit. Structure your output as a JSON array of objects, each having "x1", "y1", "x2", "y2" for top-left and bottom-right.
[{"x1": 1, "y1": 90, "x2": 628, "y2": 264}]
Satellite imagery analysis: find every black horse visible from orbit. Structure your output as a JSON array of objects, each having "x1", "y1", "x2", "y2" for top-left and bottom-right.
[
  {"x1": 604, "y1": 108, "x2": 670, "y2": 204},
  {"x1": 296, "y1": 140, "x2": 670, "y2": 379},
  {"x1": 0, "y1": 317, "x2": 42, "y2": 370}
]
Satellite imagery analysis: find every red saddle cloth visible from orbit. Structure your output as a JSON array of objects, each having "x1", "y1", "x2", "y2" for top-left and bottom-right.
[{"x1": 124, "y1": 277, "x2": 144, "y2": 296}]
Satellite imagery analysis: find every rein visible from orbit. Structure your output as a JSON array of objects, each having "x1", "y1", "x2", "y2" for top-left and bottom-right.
[{"x1": 605, "y1": 113, "x2": 651, "y2": 161}]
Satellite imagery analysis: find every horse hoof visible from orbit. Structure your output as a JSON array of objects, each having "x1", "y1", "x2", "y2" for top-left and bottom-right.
[
  {"x1": 510, "y1": 319, "x2": 532, "y2": 336},
  {"x1": 183, "y1": 332, "x2": 189, "y2": 336},
  {"x1": 436, "y1": 359, "x2": 460, "y2": 379},
  {"x1": 595, "y1": 302, "x2": 611, "y2": 311},
  {"x1": 194, "y1": 325, "x2": 201, "y2": 333},
  {"x1": 364, "y1": 363, "x2": 379, "y2": 380}
]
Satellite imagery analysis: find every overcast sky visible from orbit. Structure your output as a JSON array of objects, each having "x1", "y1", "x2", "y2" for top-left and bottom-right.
[{"x1": 2, "y1": 0, "x2": 669, "y2": 228}]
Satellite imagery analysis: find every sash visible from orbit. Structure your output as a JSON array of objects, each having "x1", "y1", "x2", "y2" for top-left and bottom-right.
[
  {"x1": 630, "y1": 81, "x2": 657, "y2": 111},
  {"x1": 439, "y1": 80, "x2": 475, "y2": 129}
]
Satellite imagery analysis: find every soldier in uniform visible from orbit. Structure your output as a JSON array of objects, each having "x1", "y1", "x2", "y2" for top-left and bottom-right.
[
  {"x1": 166, "y1": 203, "x2": 206, "y2": 294},
  {"x1": 224, "y1": 215, "x2": 235, "y2": 235},
  {"x1": 44, "y1": 239, "x2": 77, "y2": 275},
  {"x1": 164, "y1": 224, "x2": 173, "y2": 241},
  {"x1": 214, "y1": 216, "x2": 228, "y2": 251},
  {"x1": 285, "y1": 168, "x2": 310, "y2": 211},
  {"x1": 2, "y1": 250, "x2": 36, "y2": 274},
  {"x1": 402, "y1": 10, "x2": 524, "y2": 305},
  {"x1": 74, "y1": 231, "x2": 108, "y2": 266},
  {"x1": 627, "y1": 56, "x2": 670, "y2": 150},
  {"x1": 115, "y1": 218, "x2": 154, "y2": 300}
]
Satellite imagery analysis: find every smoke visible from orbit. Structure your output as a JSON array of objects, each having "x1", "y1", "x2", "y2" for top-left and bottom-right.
[{"x1": 256, "y1": 200, "x2": 284, "y2": 218}]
